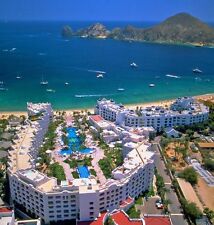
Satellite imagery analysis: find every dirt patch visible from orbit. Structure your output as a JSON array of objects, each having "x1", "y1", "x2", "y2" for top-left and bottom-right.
[
  {"x1": 195, "y1": 177, "x2": 214, "y2": 210},
  {"x1": 165, "y1": 142, "x2": 187, "y2": 171}
]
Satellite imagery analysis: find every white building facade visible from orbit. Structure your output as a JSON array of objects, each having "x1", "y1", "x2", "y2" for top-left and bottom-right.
[
  {"x1": 8, "y1": 103, "x2": 155, "y2": 224},
  {"x1": 95, "y1": 97, "x2": 209, "y2": 131}
]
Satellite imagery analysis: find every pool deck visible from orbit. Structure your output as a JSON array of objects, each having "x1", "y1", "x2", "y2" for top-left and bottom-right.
[{"x1": 51, "y1": 114, "x2": 107, "y2": 183}]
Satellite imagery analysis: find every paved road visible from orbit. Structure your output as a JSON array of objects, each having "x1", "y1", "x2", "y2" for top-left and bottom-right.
[{"x1": 152, "y1": 143, "x2": 189, "y2": 225}]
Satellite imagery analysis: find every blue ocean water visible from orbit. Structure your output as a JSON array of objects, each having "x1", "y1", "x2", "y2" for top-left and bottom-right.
[{"x1": 0, "y1": 21, "x2": 213, "y2": 111}]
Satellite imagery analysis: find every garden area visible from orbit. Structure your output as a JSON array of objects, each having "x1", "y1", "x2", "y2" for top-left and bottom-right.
[
  {"x1": 37, "y1": 118, "x2": 64, "y2": 174},
  {"x1": 98, "y1": 139, "x2": 123, "y2": 179},
  {"x1": 48, "y1": 162, "x2": 66, "y2": 183}
]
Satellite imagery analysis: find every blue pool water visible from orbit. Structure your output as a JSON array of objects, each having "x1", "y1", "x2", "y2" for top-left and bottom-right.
[
  {"x1": 59, "y1": 127, "x2": 93, "y2": 155},
  {"x1": 77, "y1": 165, "x2": 90, "y2": 178}
]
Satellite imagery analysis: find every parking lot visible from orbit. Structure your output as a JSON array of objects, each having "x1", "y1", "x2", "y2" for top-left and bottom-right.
[{"x1": 138, "y1": 196, "x2": 164, "y2": 215}]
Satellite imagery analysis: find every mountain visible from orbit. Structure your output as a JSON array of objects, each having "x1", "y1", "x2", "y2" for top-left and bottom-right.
[
  {"x1": 140, "y1": 13, "x2": 214, "y2": 44},
  {"x1": 110, "y1": 13, "x2": 214, "y2": 45},
  {"x1": 76, "y1": 23, "x2": 110, "y2": 38},
  {"x1": 62, "y1": 13, "x2": 214, "y2": 45}
]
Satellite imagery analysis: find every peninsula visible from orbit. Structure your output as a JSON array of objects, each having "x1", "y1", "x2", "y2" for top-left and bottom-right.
[{"x1": 62, "y1": 13, "x2": 214, "y2": 46}]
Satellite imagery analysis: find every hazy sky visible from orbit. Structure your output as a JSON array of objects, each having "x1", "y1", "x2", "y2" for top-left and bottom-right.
[{"x1": 0, "y1": 0, "x2": 213, "y2": 22}]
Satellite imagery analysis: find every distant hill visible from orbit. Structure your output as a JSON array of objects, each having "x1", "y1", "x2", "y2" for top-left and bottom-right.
[
  {"x1": 110, "y1": 13, "x2": 214, "y2": 45},
  {"x1": 62, "y1": 13, "x2": 214, "y2": 45}
]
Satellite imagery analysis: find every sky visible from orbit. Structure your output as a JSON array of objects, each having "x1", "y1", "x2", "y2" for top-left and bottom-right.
[{"x1": 0, "y1": 0, "x2": 213, "y2": 22}]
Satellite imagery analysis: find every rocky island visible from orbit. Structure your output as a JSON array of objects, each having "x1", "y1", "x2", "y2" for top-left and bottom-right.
[
  {"x1": 61, "y1": 13, "x2": 214, "y2": 46},
  {"x1": 76, "y1": 23, "x2": 110, "y2": 38}
]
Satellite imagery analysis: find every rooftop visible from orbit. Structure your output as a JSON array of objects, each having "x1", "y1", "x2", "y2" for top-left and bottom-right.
[
  {"x1": 111, "y1": 210, "x2": 142, "y2": 225},
  {"x1": 144, "y1": 215, "x2": 171, "y2": 225},
  {"x1": 198, "y1": 142, "x2": 214, "y2": 148},
  {"x1": 97, "y1": 98, "x2": 209, "y2": 118},
  {"x1": 90, "y1": 115, "x2": 103, "y2": 122}
]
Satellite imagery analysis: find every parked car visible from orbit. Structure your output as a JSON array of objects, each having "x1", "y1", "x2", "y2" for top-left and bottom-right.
[{"x1": 155, "y1": 199, "x2": 164, "y2": 209}]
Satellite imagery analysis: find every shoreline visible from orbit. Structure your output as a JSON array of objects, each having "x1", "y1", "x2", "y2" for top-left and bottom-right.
[{"x1": 0, "y1": 93, "x2": 213, "y2": 117}]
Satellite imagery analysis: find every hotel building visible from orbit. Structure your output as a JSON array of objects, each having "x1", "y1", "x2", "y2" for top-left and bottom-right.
[
  {"x1": 95, "y1": 97, "x2": 209, "y2": 131},
  {"x1": 7, "y1": 103, "x2": 155, "y2": 224}
]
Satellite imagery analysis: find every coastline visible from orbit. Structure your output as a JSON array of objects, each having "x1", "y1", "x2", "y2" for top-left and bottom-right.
[{"x1": 0, "y1": 93, "x2": 213, "y2": 118}]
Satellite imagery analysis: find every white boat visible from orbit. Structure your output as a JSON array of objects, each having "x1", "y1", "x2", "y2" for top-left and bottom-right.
[
  {"x1": 96, "y1": 74, "x2": 104, "y2": 78},
  {"x1": 117, "y1": 88, "x2": 125, "y2": 92},
  {"x1": 46, "y1": 89, "x2": 55, "y2": 93},
  {"x1": 0, "y1": 87, "x2": 8, "y2": 91},
  {"x1": 65, "y1": 82, "x2": 69, "y2": 85},
  {"x1": 16, "y1": 75, "x2": 22, "y2": 79},
  {"x1": 166, "y1": 74, "x2": 180, "y2": 79},
  {"x1": 149, "y1": 84, "x2": 155, "y2": 87},
  {"x1": 193, "y1": 68, "x2": 202, "y2": 73},
  {"x1": 41, "y1": 81, "x2": 48, "y2": 85},
  {"x1": 130, "y1": 62, "x2": 138, "y2": 68},
  {"x1": 40, "y1": 76, "x2": 48, "y2": 85}
]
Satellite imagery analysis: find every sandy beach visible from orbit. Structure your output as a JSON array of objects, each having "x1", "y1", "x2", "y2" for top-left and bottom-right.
[{"x1": 0, "y1": 93, "x2": 213, "y2": 118}]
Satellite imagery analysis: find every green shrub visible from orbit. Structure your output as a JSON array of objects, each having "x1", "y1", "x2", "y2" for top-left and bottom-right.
[
  {"x1": 204, "y1": 159, "x2": 214, "y2": 172},
  {"x1": 48, "y1": 163, "x2": 66, "y2": 183},
  {"x1": 72, "y1": 171, "x2": 79, "y2": 179},
  {"x1": 178, "y1": 167, "x2": 198, "y2": 185},
  {"x1": 126, "y1": 205, "x2": 140, "y2": 219},
  {"x1": 90, "y1": 169, "x2": 97, "y2": 176},
  {"x1": 180, "y1": 198, "x2": 202, "y2": 222}
]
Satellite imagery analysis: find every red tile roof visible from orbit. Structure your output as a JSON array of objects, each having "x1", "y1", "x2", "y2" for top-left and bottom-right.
[
  {"x1": 111, "y1": 211, "x2": 142, "y2": 225},
  {"x1": 77, "y1": 211, "x2": 171, "y2": 225},
  {"x1": 77, "y1": 212, "x2": 107, "y2": 225},
  {"x1": 0, "y1": 207, "x2": 12, "y2": 213},
  {"x1": 90, "y1": 115, "x2": 103, "y2": 122},
  {"x1": 144, "y1": 216, "x2": 171, "y2": 225}
]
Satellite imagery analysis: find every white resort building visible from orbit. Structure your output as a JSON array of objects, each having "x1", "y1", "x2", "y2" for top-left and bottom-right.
[
  {"x1": 94, "y1": 97, "x2": 209, "y2": 131},
  {"x1": 7, "y1": 102, "x2": 155, "y2": 224}
]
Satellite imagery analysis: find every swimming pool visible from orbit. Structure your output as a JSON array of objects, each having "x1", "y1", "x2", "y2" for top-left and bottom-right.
[
  {"x1": 77, "y1": 165, "x2": 90, "y2": 178},
  {"x1": 59, "y1": 127, "x2": 93, "y2": 156}
]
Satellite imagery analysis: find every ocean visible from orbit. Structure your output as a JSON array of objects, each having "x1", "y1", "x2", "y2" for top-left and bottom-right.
[{"x1": 0, "y1": 21, "x2": 213, "y2": 111}]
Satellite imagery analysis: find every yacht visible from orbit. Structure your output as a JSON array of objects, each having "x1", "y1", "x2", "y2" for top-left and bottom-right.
[
  {"x1": 117, "y1": 88, "x2": 125, "y2": 92},
  {"x1": 40, "y1": 76, "x2": 48, "y2": 85},
  {"x1": 96, "y1": 74, "x2": 104, "y2": 78},
  {"x1": 16, "y1": 75, "x2": 22, "y2": 79},
  {"x1": 46, "y1": 89, "x2": 55, "y2": 93},
  {"x1": 130, "y1": 62, "x2": 138, "y2": 68},
  {"x1": 193, "y1": 68, "x2": 202, "y2": 73},
  {"x1": 149, "y1": 84, "x2": 155, "y2": 87},
  {"x1": 0, "y1": 82, "x2": 8, "y2": 91},
  {"x1": 65, "y1": 82, "x2": 69, "y2": 85},
  {"x1": 0, "y1": 87, "x2": 8, "y2": 91}
]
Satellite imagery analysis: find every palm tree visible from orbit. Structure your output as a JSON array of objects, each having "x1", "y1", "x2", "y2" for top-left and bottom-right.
[{"x1": 174, "y1": 146, "x2": 180, "y2": 158}]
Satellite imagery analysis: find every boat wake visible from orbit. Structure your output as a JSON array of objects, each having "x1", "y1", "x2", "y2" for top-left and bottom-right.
[
  {"x1": 87, "y1": 70, "x2": 106, "y2": 74},
  {"x1": 166, "y1": 74, "x2": 181, "y2": 79},
  {"x1": 68, "y1": 67, "x2": 106, "y2": 74},
  {"x1": 75, "y1": 94, "x2": 113, "y2": 98},
  {"x1": 38, "y1": 52, "x2": 47, "y2": 56}
]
